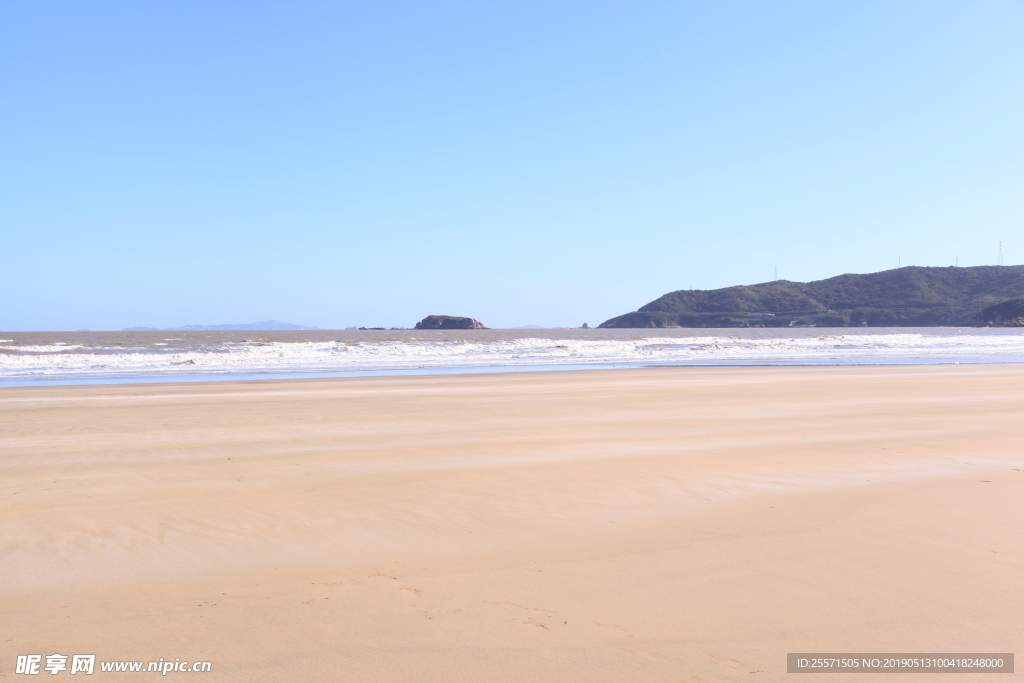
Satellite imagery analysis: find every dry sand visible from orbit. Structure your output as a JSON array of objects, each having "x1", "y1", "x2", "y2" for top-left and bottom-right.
[{"x1": 2, "y1": 366, "x2": 1023, "y2": 682}]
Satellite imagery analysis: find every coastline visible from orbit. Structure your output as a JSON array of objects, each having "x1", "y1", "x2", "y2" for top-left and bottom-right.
[
  {"x1": 3, "y1": 325, "x2": 1024, "y2": 388},
  {"x1": 2, "y1": 355, "x2": 1023, "y2": 389},
  {"x1": 3, "y1": 365, "x2": 1022, "y2": 681}
]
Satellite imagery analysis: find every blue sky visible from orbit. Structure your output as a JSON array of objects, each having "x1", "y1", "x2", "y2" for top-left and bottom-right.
[{"x1": 3, "y1": 1, "x2": 1022, "y2": 330}]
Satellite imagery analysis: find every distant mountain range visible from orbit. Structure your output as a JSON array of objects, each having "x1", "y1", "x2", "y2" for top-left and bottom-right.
[
  {"x1": 124, "y1": 320, "x2": 320, "y2": 331},
  {"x1": 600, "y1": 266, "x2": 1024, "y2": 328}
]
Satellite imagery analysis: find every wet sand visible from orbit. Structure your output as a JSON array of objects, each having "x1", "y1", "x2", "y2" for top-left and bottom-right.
[{"x1": 3, "y1": 366, "x2": 1023, "y2": 681}]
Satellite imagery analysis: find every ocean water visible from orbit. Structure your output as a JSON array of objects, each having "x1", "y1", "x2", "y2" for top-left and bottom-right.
[{"x1": 1, "y1": 328, "x2": 1023, "y2": 387}]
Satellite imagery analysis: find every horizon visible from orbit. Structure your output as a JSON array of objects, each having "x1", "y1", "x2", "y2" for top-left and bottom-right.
[{"x1": 5, "y1": 263, "x2": 1020, "y2": 332}]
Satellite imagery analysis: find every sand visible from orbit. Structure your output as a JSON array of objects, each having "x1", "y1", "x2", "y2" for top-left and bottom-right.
[{"x1": 2, "y1": 365, "x2": 1023, "y2": 681}]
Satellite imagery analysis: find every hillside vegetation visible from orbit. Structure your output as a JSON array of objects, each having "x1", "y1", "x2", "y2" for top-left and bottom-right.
[{"x1": 599, "y1": 266, "x2": 1024, "y2": 328}]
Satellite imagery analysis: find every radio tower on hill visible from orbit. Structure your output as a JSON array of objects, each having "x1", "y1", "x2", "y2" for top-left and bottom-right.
[{"x1": 998, "y1": 242, "x2": 1004, "y2": 266}]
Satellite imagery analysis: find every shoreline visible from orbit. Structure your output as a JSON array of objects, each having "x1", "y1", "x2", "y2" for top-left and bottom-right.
[
  {"x1": 5, "y1": 327, "x2": 1024, "y2": 389},
  {"x1": 3, "y1": 356, "x2": 1024, "y2": 389}
]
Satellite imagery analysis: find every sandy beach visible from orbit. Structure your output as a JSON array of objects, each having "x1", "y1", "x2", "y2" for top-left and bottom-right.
[{"x1": 3, "y1": 365, "x2": 1022, "y2": 682}]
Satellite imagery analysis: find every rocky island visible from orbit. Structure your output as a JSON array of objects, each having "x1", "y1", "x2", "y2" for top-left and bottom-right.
[{"x1": 414, "y1": 315, "x2": 489, "y2": 330}]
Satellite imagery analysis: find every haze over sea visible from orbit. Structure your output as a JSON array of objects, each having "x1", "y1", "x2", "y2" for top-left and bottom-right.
[{"x1": 2, "y1": 327, "x2": 1024, "y2": 387}]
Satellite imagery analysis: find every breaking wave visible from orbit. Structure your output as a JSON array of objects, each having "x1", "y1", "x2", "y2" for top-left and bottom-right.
[{"x1": 3, "y1": 330, "x2": 1024, "y2": 382}]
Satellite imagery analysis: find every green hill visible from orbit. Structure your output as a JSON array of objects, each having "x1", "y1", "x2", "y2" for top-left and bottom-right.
[{"x1": 599, "y1": 266, "x2": 1024, "y2": 328}]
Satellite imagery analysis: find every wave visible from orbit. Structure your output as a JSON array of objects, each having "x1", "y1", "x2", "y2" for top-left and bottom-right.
[{"x1": 3, "y1": 333, "x2": 1024, "y2": 379}]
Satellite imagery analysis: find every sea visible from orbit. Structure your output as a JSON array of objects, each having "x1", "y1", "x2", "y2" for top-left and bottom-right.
[{"x1": 2, "y1": 327, "x2": 1024, "y2": 388}]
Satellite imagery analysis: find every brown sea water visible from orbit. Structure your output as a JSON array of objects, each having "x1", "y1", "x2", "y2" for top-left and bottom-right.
[{"x1": 2, "y1": 327, "x2": 1023, "y2": 387}]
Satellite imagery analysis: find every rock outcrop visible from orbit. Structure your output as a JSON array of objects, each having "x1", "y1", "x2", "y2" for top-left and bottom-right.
[
  {"x1": 414, "y1": 315, "x2": 488, "y2": 330},
  {"x1": 977, "y1": 298, "x2": 1024, "y2": 326}
]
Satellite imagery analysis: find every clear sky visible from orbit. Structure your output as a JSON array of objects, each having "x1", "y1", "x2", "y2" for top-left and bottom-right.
[{"x1": 3, "y1": 1, "x2": 1022, "y2": 330}]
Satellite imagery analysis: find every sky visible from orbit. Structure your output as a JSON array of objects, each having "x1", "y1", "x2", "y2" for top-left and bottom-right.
[{"x1": 2, "y1": 1, "x2": 1023, "y2": 330}]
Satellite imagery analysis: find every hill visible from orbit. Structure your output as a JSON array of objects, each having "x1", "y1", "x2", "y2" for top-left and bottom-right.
[{"x1": 599, "y1": 266, "x2": 1024, "y2": 328}]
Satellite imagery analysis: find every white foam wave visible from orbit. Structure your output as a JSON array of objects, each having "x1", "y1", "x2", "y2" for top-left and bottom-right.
[
  {"x1": 2, "y1": 333, "x2": 1024, "y2": 379},
  {"x1": 0, "y1": 344, "x2": 87, "y2": 353}
]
